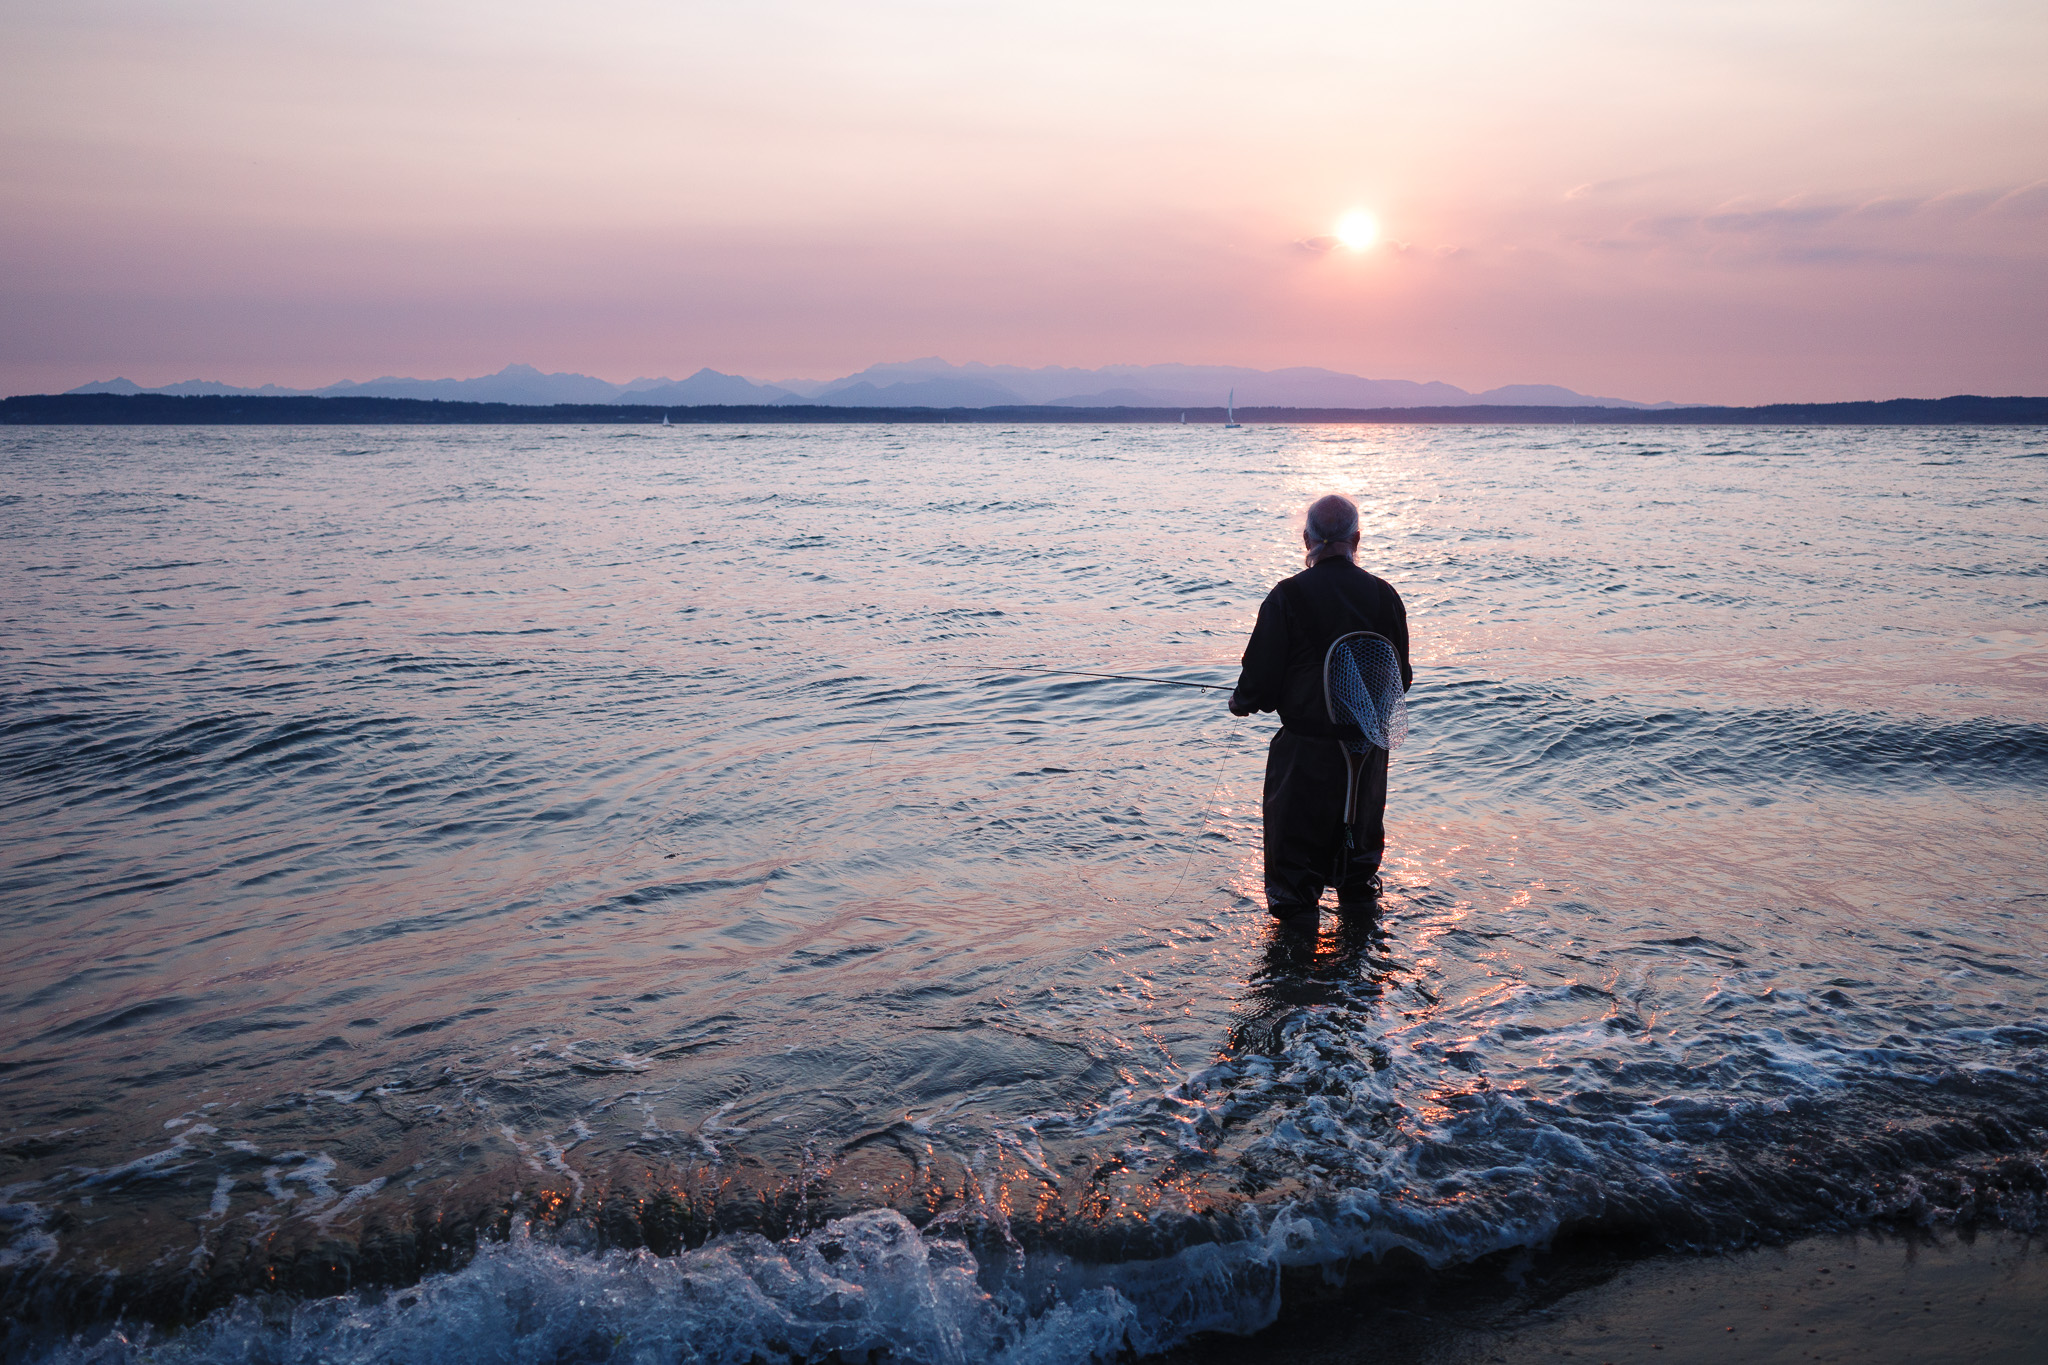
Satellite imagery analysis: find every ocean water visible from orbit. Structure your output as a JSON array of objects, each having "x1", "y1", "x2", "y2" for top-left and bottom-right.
[{"x1": 1, "y1": 422, "x2": 2044, "y2": 1362}]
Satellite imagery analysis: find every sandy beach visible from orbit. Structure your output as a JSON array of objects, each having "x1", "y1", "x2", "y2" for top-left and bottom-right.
[{"x1": 1172, "y1": 1228, "x2": 2047, "y2": 1365}]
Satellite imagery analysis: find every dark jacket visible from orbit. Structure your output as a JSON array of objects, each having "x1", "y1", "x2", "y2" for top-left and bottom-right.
[{"x1": 1230, "y1": 556, "x2": 1411, "y2": 738}]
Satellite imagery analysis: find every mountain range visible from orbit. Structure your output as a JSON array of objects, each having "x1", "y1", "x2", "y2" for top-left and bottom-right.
[{"x1": 66, "y1": 360, "x2": 1674, "y2": 409}]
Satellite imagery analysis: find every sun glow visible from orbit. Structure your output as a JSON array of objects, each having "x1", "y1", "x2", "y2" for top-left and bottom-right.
[{"x1": 1335, "y1": 211, "x2": 1378, "y2": 250}]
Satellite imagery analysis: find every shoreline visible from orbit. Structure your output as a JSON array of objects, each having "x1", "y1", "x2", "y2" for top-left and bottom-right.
[
  {"x1": 1167, "y1": 1226, "x2": 2047, "y2": 1365},
  {"x1": 10, "y1": 1218, "x2": 2039, "y2": 1363}
]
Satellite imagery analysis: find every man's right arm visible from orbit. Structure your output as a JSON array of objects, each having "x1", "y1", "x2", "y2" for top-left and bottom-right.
[{"x1": 1229, "y1": 589, "x2": 1287, "y2": 716}]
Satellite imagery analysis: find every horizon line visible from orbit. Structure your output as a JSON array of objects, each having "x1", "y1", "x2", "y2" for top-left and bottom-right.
[{"x1": 7, "y1": 392, "x2": 2044, "y2": 428}]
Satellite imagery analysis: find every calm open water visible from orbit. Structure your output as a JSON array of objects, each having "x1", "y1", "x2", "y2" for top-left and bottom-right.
[{"x1": 2, "y1": 423, "x2": 2044, "y2": 1362}]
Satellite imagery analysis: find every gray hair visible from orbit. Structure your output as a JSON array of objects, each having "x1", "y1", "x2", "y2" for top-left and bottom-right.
[{"x1": 1303, "y1": 494, "x2": 1360, "y2": 561}]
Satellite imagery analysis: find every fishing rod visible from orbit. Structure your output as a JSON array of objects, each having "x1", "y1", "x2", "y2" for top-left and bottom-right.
[{"x1": 938, "y1": 664, "x2": 1232, "y2": 692}]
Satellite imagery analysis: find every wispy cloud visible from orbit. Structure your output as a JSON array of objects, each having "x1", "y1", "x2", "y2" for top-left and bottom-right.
[
  {"x1": 1564, "y1": 172, "x2": 1669, "y2": 201},
  {"x1": 1988, "y1": 180, "x2": 2048, "y2": 215},
  {"x1": 1583, "y1": 184, "x2": 2048, "y2": 268}
]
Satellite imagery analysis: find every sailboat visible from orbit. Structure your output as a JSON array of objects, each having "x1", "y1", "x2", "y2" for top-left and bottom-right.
[
  {"x1": 1224, "y1": 389, "x2": 1241, "y2": 429},
  {"x1": 662, "y1": 412, "x2": 671, "y2": 426}
]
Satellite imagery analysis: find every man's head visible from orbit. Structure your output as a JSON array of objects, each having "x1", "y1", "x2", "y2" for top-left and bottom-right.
[{"x1": 1302, "y1": 494, "x2": 1361, "y2": 566}]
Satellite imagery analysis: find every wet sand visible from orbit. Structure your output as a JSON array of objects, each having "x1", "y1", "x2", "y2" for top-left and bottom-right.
[{"x1": 1171, "y1": 1228, "x2": 2047, "y2": 1365}]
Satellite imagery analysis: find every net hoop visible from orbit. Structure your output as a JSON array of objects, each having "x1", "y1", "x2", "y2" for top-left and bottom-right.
[{"x1": 1323, "y1": 631, "x2": 1407, "y2": 753}]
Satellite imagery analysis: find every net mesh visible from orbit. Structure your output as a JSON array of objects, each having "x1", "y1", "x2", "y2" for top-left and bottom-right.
[{"x1": 1325, "y1": 633, "x2": 1408, "y2": 753}]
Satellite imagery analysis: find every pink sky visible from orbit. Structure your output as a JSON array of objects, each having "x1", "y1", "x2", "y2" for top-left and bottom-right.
[{"x1": 3, "y1": 0, "x2": 2044, "y2": 403}]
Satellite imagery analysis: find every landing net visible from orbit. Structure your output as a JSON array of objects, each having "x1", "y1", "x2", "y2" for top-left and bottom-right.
[{"x1": 1325, "y1": 632, "x2": 1407, "y2": 753}]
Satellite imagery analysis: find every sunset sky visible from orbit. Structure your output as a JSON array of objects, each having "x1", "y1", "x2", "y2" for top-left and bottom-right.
[{"x1": 3, "y1": 0, "x2": 2043, "y2": 403}]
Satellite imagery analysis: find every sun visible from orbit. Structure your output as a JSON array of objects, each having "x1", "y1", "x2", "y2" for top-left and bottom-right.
[{"x1": 1334, "y1": 210, "x2": 1377, "y2": 250}]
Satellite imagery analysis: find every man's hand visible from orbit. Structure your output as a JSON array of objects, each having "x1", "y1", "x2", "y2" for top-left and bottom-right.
[{"x1": 1229, "y1": 695, "x2": 1253, "y2": 717}]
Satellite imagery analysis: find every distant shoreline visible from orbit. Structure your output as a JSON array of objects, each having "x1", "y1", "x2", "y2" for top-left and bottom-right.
[{"x1": 3, "y1": 392, "x2": 2045, "y2": 425}]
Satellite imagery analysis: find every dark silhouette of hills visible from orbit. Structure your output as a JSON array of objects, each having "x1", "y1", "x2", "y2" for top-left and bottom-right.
[
  {"x1": 62, "y1": 364, "x2": 799, "y2": 406},
  {"x1": 58, "y1": 359, "x2": 1665, "y2": 409},
  {"x1": 780, "y1": 359, "x2": 1668, "y2": 409},
  {"x1": 5, "y1": 394, "x2": 2044, "y2": 425}
]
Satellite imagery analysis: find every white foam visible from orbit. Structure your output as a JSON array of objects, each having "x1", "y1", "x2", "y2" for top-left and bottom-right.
[
  {"x1": 0, "y1": 1196, "x2": 58, "y2": 1273},
  {"x1": 22, "y1": 1208, "x2": 1286, "y2": 1365}
]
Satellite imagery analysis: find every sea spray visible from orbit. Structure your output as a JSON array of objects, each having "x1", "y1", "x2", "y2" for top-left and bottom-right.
[{"x1": 17, "y1": 1207, "x2": 1288, "y2": 1365}]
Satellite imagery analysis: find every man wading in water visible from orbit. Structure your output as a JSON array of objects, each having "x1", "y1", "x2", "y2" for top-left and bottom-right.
[{"x1": 1230, "y1": 494, "x2": 1412, "y2": 923}]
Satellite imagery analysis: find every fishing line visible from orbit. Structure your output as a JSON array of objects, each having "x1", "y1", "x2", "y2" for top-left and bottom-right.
[
  {"x1": 932, "y1": 662, "x2": 1239, "y2": 905},
  {"x1": 1155, "y1": 777, "x2": 1223, "y2": 913},
  {"x1": 935, "y1": 664, "x2": 1232, "y2": 692},
  {"x1": 1153, "y1": 701, "x2": 1245, "y2": 913}
]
